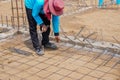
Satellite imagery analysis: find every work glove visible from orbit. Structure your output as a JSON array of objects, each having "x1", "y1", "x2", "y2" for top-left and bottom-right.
[{"x1": 55, "y1": 36, "x2": 60, "y2": 42}]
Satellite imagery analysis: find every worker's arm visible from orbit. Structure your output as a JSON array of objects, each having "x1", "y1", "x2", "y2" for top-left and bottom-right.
[
  {"x1": 32, "y1": 0, "x2": 44, "y2": 25},
  {"x1": 52, "y1": 15, "x2": 60, "y2": 36}
]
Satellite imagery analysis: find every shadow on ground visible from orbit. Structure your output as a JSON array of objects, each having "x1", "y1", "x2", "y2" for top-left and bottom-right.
[
  {"x1": 9, "y1": 47, "x2": 32, "y2": 56},
  {"x1": 24, "y1": 39, "x2": 34, "y2": 50}
]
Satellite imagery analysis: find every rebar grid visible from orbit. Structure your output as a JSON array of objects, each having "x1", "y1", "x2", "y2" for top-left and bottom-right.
[
  {"x1": 11, "y1": 0, "x2": 27, "y2": 31},
  {"x1": 0, "y1": 0, "x2": 119, "y2": 67},
  {"x1": 0, "y1": 34, "x2": 120, "y2": 80},
  {"x1": 58, "y1": 24, "x2": 120, "y2": 65}
]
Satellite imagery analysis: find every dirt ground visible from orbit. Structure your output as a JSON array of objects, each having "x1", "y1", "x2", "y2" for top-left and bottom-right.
[
  {"x1": 61, "y1": 8, "x2": 120, "y2": 43},
  {"x1": 0, "y1": 0, "x2": 120, "y2": 43}
]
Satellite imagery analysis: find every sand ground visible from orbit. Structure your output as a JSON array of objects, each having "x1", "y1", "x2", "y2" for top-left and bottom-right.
[{"x1": 61, "y1": 8, "x2": 120, "y2": 43}]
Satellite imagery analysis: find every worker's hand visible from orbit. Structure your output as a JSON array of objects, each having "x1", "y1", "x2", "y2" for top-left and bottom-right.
[
  {"x1": 55, "y1": 36, "x2": 60, "y2": 42},
  {"x1": 41, "y1": 24, "x2": 48, "y2": 32}
]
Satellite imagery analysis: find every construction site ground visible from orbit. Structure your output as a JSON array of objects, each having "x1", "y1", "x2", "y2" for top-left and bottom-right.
[
  {"x1": 0, "y1": 0, "x2": 120, "y2": 80},
  {"x1": 0, "y1": 0, "x2": 120, "y2": 43},
  {"x1": 0, "y1": 34, "x2": 120, "y2": 80}
]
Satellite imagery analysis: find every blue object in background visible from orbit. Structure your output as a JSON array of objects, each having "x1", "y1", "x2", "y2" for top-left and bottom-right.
[
  {"x1": 98, "y1": 0, "x2": 104, "y2": 7},
  {"x1": 116, "y1": 0, "x2": 120, "y2": 5}
]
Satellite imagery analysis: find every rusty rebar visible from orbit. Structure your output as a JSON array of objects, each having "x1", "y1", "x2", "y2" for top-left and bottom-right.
[
  {"x1": 74, "y1": 26, "x2": 85, "y2": 40},
  {"x1": 112, "y1": 59, "x2": 120, "y2": 68},
  {"x1": 21, "y1": 0, "x2": 25, "y2": 28},
  {"x1": 102, "y1": 53, "x2": 116, "y2": 66},
  {"x1": 113, "y1": 36, "x2": 120, "y2": 45},
  {"x1": 1, "y1": 15, "x2": 3, "y2": 26},
  {"x1": 11, "y1": 0, "x2": 15, "y2": 27},
  {"x1": 15, "y1": 0, "x2": 20, "y2": 31},
  {"x1": 11, "y1": 16, "x2": 14, "y2": 28},
  {"x1": 83, "y1": 32, "x2": 97, "y2": 41},
  {"x1": 6, "y1": 16, "x2": 8, "y2": 27}
]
